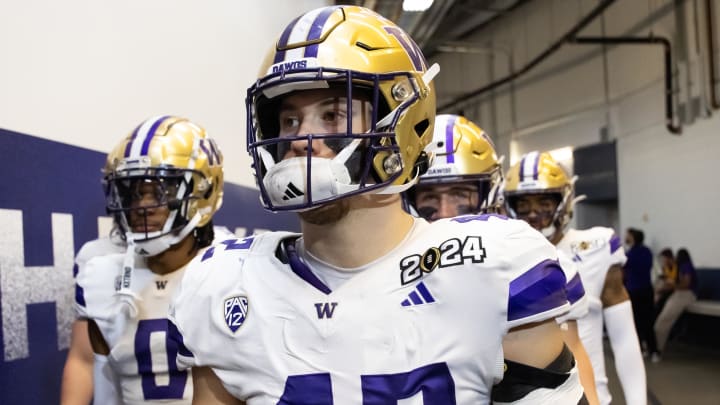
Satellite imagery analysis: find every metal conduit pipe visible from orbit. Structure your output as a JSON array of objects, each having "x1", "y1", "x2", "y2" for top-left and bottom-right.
[
  {"x1": 706, "y1": 0, "x2": 720, "y2": 109},
  {"x1": 570, "y1": 36, "x2": 682, "y2": 135},
  {"x1": 438, "y1": 0, "x2": 616, "y2": 111}
]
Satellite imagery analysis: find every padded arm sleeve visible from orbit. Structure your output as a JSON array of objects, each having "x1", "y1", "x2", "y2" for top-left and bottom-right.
[{"x1": 604, "y1": 301, "x2": 647, "y2": 405}]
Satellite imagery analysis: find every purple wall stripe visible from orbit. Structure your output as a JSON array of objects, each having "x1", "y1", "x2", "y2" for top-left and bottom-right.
[{"x1": 508, "y1": 259, "x2": 568, "y2": 321}]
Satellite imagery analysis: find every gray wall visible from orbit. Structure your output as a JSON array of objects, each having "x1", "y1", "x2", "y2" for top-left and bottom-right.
[{"x1": 430, "y1": 0, "x2": 720, "y2": 267}]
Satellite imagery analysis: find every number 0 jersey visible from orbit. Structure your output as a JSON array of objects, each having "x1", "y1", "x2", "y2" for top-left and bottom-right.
[
  {"x1": 169, "y1": 215, "x2": 579, "y2": 404},
  {"x1": 76, "y1": 254, "x2": 192, "y2": 404}
]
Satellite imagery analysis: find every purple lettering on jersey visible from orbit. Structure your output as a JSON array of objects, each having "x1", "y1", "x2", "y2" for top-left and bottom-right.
[
  {"x1": 201, "y1": 237, "x2": 254, "y2": 262},
  {"x1": 221, "y1": 237, "x2": 254, "y2": 250},
  {"x1": 508, "y1": 259, "x2": 567, "y2": 322},
  {"x1": 278, "y1": 373, "x2": 333, "y2": 404},
  {"x1": 566, "y1": 272, "x2": 586, "y2": 305},
  {"x1": 451, "y1": 213, "x2": 508, "y2": 223},
  {"x1": 303, "y1": 6, "x2": 340, "y2": 58},
  {"x1": 201, "y1": 246, "x2": 215, "y2": 262},
  {"x1": 361, "y1": 362, "x2": 456, "y2": 404},
  {"x1": 75, "y1": 284, "x2": 86, "y2": 307},
  {"x1": 445, "y1": 115, "x2": 457, "y2": 163},
  {"x1": 167, "y1": 319, "x2": 193, "y2": 358},
  {"x1": 609, "y1": 234, "x2": 622, "y2": 253},
  {"x1": 314, "y1": 302, "x2": 338, "y2": 319},
  {"x1": 383, "y1": 26, "x2": 427, "y2": 72},
  {"x1": 135, "y1": 319, "x2": 188, "y2": 399}
]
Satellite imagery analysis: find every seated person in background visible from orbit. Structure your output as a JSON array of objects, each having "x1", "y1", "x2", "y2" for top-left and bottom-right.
[
  {"x1": 654, "y1": 248, "x2": 698, "y2": 358},
  {"x1": 655, "y1": 248, "x2": 676, "y2": 317}
]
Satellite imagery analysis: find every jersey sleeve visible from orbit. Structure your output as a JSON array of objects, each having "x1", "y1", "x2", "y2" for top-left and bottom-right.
[
  {"x1": 74, "y1": 254, "x2": 123, "y2": 320},
  {"x1": 501, "y1": 220, "x2": 571, "y2": 329},
  {"x1": 606, "y1": 230, "x2": 627, "y2": 267},
  {"x1": 168, "y1": 235, "x2": 259, "y2": 371},
  {"x1": 555, "y1": 250, "x2": 588, "y2": 323},
  {"x1": 74, "y1": 239, "x2": 126, "y2": 319}
]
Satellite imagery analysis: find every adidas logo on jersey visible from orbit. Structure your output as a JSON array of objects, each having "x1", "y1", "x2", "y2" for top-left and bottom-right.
[
  {"x1": 282, "y1": 182, "x2": 305, "y2": 201},
  {"x1": 401, "y1": 281, "x2": 435, "y2": 307}
]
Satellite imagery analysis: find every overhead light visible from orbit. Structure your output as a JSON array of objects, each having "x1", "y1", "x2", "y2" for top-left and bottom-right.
[{"x1": 403, "y1": 0, "x2": 434, "y2": 12}]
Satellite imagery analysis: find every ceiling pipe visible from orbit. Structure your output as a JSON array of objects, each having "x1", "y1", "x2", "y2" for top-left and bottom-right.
[
  {"x1": 438, "y1": 0, "x2": 616, "y2": 111},
  {"x1": 706, "y1": 0, "x2": 720, "y2": 109},
  {"x1": 570, "y1": 36, "x2": 682, "y2": 135}
]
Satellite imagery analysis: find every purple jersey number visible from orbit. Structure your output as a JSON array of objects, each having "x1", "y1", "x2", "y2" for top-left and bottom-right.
[
  {"x1": 135, "y1": 319, "x2": 188, "y2": 400},
  {"x1": 277, "y1": 363, "x2": 456, "y2": 404}
]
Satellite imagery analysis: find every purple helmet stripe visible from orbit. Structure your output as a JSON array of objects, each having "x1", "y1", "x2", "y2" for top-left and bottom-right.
[
  {"x1": 124, "y1": 124, "x2": 142, "y2": 157},
  {"x1": 518, "y1": 155, "x2": 526, "y2": 180},
  {"x1": 303, "y1": 6, "x2": 339, "y2": 58},
  {"x1": 532, "y1": 153, "x2": 540, "y2": 180},
  {"x1": 273, "y1": 15, "x2": 302, "y2": 64},
  {"x1": 199, "y1": 141, "x2": 213, "y2": 165},
  {"x1": 445, "y1": 115, "x2": 457, "y2": 163},
  {"x1": 139, "y1": 115, "x2": 172, "y2": 156}
]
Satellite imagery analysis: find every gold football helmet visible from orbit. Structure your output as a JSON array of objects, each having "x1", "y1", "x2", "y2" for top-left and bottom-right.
[
  {"x1": 410, "y1": 114, "x2": 503, "y2": 219},
  {"x1": 503, "y1": 151, "x2": 576, "y2": 238},
  {"x1": 246, "y1": 5, "x2": 439, "y2": 211},
  {"x1": 104, "y1": 115, "x2": 224, "y2": 256}
]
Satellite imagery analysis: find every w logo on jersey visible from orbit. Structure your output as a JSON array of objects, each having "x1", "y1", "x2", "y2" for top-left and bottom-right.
[
  {"x1": 223, "y1": 296, "x2": 249, "y2": 333},
  {"x1": 314, "y1": 302, "x2": 338, "y2": 319}
]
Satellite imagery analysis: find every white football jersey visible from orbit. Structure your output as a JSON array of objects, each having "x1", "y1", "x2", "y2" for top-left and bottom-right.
[
  {"x1": 170, "y1": 215, "x2": 576, "y2": 404},
  {"x1": 556, "y1": 227, "x2": 626, "y2": 405},
  {"x1": 556, "y1": 249, "x2": 589, "y2": 323},
  {"x1": 76, "y1": 255, "x2": 193, "y2": 404}
]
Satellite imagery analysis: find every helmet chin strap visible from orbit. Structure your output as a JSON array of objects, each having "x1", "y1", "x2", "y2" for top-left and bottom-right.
[
  {"x1": 129, "y1": 212, "x2": 201, "y2": 256},
  {"x1": 540, "y1": 223, "x2": 558, "y2": 239},
  {"x1": 113, "y1": 212, "x2": 201, "y2": 316}
]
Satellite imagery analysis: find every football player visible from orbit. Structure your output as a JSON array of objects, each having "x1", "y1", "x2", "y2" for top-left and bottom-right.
[
  {"x1": 72, "y1": 116, "x2": 225, "y2": 404},
  {"x1": 61, "y1": 226, "x2": 126, "y2": 405},
  {"x1": 169, "y1": 6, "x2": 585, "y2": 404},
  {"x1": 407, "y1": 114, "x2": 599, "y2": 405},
  {"x1": 503, "y1": 151, "x2": 647, "y2": 405}
]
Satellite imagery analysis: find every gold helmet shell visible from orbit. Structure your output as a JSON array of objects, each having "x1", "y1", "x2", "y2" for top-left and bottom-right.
[
  {"x1": 105, "y1": 116, "x2": 224, "y2": 252},
  {"x1": 503, "y1": 151, "x2": 575, "y2": 233},
  {"x1": 417, "y1": 114, "x2": 503, "y2": 212},
  {"x1": 246, "y1": 5, "x2": 437, "y2": 211}
]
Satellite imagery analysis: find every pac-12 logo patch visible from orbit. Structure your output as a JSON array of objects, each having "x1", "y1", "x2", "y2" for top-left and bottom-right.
[{"x1": 223, "y1": 295, "x2": 249, "y2": 333}]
